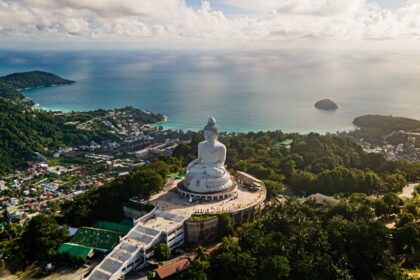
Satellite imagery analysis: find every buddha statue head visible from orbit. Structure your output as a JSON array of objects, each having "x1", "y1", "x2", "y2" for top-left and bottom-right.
[{"x1": 203, "y1": 117, "x2": 219, "y2": 144}]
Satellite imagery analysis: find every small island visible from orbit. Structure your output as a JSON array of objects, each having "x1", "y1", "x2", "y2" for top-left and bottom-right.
[{"x1": 314, "y1": 99, "x2": 339, "y2": 110}]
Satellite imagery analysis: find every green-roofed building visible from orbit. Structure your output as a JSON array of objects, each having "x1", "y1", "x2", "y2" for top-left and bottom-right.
[
  {"x1": 58, "y1": 242, "x2": 94, "y2": 258},
  {"x1": 120, "y1": 218, "x2": 135, "y2": 227},
  {"x1": 93, "y1": 221, "x2": 133, "y2": 234},
  {"x1": 273, "y1": 139, "x2": 294, "y2": 149},
  {"x1": 70, "y1": 227, "x2": 123, "y2": 252}
]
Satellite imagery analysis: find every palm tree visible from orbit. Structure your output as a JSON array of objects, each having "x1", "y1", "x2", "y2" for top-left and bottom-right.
[{"x1": 195, "y1": 245, "x2": 207, "y2": 260}]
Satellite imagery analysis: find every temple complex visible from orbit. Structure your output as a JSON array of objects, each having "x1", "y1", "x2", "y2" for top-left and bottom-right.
[{"x1": 85, "y1": 118, "x2": 266, "y2": 280}]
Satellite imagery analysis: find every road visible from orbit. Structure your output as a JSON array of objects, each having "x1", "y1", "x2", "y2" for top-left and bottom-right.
[{"x1": 399, "y1": 183, "x2": 417, "y2": 199}]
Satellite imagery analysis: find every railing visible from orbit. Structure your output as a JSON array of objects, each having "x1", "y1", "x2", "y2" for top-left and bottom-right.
[{"x1": 192, "y1": 189, "x2": 266, "y2": 215}]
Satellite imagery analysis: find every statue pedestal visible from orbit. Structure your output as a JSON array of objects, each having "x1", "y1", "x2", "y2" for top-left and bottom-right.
[
  {"x1": 183, "y1": 170, "x2": 233, "y2": 194},
  {"x1": 177, "y1": 180, "x2": 238, "y2": 201}
]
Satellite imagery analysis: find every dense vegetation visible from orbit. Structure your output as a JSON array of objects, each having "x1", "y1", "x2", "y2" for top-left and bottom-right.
[
  {"x1": 0, "y1": 80, "x2": 24, "y2": 100},
  {"x1": 0, "y1": 103, "x2": 163, "y2": 175},
  {"x1": 1, "y1": 128, "x2": 418, "y2": 277},
  {"x1": 346, "y1": 115, "x2": 420, "y2": 145},
  {"x1": 154, "y1": 243, "x2": 171, "y2": 261},
  {"x1": 179, "y1": 196, "x2": 419, "y2": 280},
  {"x1": 353, "y1": 115, "x2": 420, "y2": 133},
  {"x1": 19, "y1": 214, "x2": 69, "y2": 263},
  {"x1": 174, "y1": 131, "x2": 419, "y2": 196},
  {"x1": 0, "y1": 70, "x2": 74, "y2": 89},
  {"x1": 0, "y1": 100, "x2": 114, "y2": 174},
  {"x1": 0, "y1": 70, "x2": 164, "y2": 174},
  {"x1": 60, "y1": 158, "x2": 183, "y2": 226},
  {"x1": 0, "y1": 214, "x2": 88, "y2": 272}
]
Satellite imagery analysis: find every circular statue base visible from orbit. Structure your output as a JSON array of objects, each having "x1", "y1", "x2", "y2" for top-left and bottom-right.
[{"x1": 177, "y1": 181, "x2": 238, "y2": 201}]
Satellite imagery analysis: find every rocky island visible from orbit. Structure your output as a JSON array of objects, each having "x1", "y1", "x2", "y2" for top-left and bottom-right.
[{"x1": 314, "y1": 98, "x2": 339, "y2": 110}]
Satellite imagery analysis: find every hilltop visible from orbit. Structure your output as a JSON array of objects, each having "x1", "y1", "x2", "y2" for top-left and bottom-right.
[{"x1": 0, "y1": 70, "x2": 74, "y2": 90}]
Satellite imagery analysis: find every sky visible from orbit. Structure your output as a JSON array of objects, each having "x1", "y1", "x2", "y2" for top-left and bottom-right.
[{"x1": 0, "y1": 0, "x2": 420, "y2": 49}]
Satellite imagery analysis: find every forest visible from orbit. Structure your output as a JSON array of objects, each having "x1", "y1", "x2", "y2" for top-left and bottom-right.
[
  {"x1": 178, "y1": 195, "x2": 419, "y2": 280},
  {"x1": 343, "y1": 114, "x2": 420, "y2": 145},
  {"x1": 0, "y1": 99, "x2": 163, "y2": 175},
  {"x1": 173, "y1": 131, "x2": 419, "y2": 196}
]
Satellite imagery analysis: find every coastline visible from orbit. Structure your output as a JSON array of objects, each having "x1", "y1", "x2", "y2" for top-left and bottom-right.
[{"x1": 24, "y1": 91, "x2": 357, "y2": 134}]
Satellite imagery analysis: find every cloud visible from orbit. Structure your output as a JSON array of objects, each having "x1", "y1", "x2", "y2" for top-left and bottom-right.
[
  {"x1": 223, "y1": 0, "x2": 364, "y2": 15},
  {"x1": 0, "y1": 0, "x2": 420, "y2": 47}
]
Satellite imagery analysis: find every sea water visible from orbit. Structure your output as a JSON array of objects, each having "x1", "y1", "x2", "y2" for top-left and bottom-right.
[{"x1": 1, "y1": 49, "x2": 420, "y2": 133}]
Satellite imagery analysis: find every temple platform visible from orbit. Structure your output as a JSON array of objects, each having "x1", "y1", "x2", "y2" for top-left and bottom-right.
[{"x1": 148, "y1": 178, "x2": 266, "y2": 217}]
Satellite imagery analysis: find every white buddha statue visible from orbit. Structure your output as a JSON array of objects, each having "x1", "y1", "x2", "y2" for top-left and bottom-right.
[{"x1": 184, "y1": 117, "x2": 233, "y2": 193}]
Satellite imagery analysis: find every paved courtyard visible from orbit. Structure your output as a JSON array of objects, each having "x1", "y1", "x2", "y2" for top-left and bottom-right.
[{"x1": 148, "y1": 179, "x2": 266, "y2": 217}]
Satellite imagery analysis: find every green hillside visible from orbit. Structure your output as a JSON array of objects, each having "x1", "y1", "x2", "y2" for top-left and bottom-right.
[
  {"x1": 0, "y1": 70, "x2": 163, "y2": 175},
  {"x1": 353, "y1": 114, "x2": 420, "y2": 132},
  {"x1": 0, "y1": 80, "x2": 24, "y2": 100},
  {"x1": 0, "y1": 99, "x2": 164, "y2": 175},
  {"x1": 0, "y1": 70, "x2": 74, "y2": 89}
]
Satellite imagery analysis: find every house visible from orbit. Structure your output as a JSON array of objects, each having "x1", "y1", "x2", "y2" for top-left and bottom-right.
[{"x1": 155, "y1": 257, "x2": 194, "y2": 279}]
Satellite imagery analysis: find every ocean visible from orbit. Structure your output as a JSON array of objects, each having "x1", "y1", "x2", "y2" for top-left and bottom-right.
[{"x1": 1, "y1": 49, "x2": 420, "y2": 133}]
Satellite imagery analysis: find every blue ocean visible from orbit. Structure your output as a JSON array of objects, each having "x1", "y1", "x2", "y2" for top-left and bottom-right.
[{"x1": 1, "y1": 49, "x2": 420, "y2": 133}]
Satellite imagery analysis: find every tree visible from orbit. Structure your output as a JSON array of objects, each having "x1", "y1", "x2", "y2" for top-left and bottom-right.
[
  {"x1": 264, "y1": 180, "x2": 284, "y2": 197},
  {"x1": 211, "y1": 237, "x2": 256, "y2": 280},
  {"x1": 415, "y1": 184, "x2": 420, "y2": 196},
  {"x1": 195, "y1": 245, "x2": 207, "y2": 260},
  {"x1": 182, "y1": 259, "x2": 210, "y2": 280},
  {"x1": 374, "y1": 199, "x2": 388, "y2": 217},
  {"x1": 383, "y1": 193, "x2": 403, "y2": 215},
  {"x1": 128, "y1": 169, "x2": 165, "y2": 199},
  {"x1": 217, "y1": 213, "x2": 234, "y2": 239},
  {"x1": 19, "y1": 214, "x2": 68, "y2": 262},
  {"x1": 374, "y1": 194, "x2": 403, "y2": 217},
  {"x1": 384, "y1": 173, "x2": 406, "y2": 193},
  {"x1": 154, "y1": 243, "x2": 171, "y2": 261},
  {"x1": 393, "y1": 222, "x2": 420, "y2": 256},
  {"x1": 262, "y1": 255, "x2": 290, "y2": 279}
]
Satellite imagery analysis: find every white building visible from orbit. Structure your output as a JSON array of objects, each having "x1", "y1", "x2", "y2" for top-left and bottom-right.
[
  {"x1": 0, "y1": 180, "x2": 7, "y2": 191},
  {"x1": 135, "y1": 148, "x2": 150, "y2": 158},
  {"x1": 85, "y1": 209, "x2": 188, "y2": 280}
]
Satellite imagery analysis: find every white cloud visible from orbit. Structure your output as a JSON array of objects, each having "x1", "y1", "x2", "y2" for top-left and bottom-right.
[
  {"x1": 223, "y1": 0, "x2": 364, "y2": 15},
  {"x1": 0, "y1": 0, "x2": 420, "y2": 47}
]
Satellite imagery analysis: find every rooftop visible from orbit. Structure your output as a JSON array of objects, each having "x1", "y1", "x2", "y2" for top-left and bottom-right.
[
  {"x1": 93, "y1": 221, "x2": 133, "y2": 234},
  {"x1": 139, "y1": 209, "x2": 186, "y2": 232},
  {"x1": 70, "y1": 227, "x2": 123, "y2": 251},
  {"x1": 155, "y1": 257, "x2": 194, "y2": 279},
  {"x1": 58, "y1": 242, "x2": 94, "y2": 258}
]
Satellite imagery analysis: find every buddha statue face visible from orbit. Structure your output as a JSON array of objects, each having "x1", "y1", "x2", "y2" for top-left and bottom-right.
[
  {"x1": 204, "y1": 129, "x2": 218, "y2": 144},
  {"x1": 203, "y1": 117, "x2": 219, "y2": 144}
]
